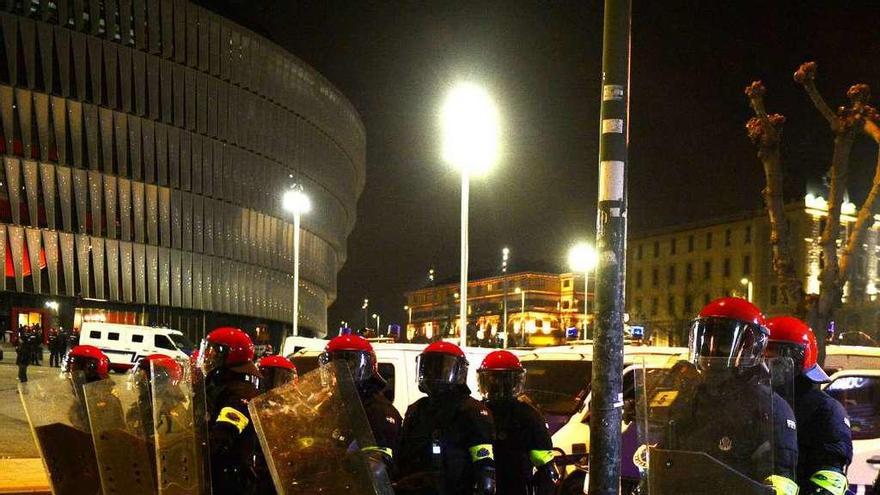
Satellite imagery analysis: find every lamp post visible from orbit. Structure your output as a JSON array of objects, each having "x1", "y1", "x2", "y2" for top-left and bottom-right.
[
  {"x1": 568, "y1": 242, "x2": 598, "y2": 340},
  {"x1": 741, "y1": 277, "x2": 754, "y2": 302},
  {"x1": 362, "y1": 298, "x2": 369, "y2": 330},
  {"x1": 502, "y1": 247, "x2": 510, "y2": 348},
  {"x1": 282, "y1": 185, "x2": 311, "y2": 337},
  {"x1": 441, "y1": 82, "x2": 500, "y2": 348},
  {"x1": 514, "y1": 287, "x2": 525, "y2": 345},
  {"x1": 428, "y1": 268, "x2": 436, "y2": 337},
  {"x1": 372, "y1": 313, "x2": 381, "y2": 334}
]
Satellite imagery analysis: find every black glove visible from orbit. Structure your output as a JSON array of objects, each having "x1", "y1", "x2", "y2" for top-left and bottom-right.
[
  {"x1": 475, "y1": 465, "x2": 496, "y2": 495},
  {"x1": 530, "y1": 461, "x2": 562, "y2": 495}
]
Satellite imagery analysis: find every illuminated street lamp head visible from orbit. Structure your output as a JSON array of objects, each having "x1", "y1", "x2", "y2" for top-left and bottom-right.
[
  {"x1": 282, "y1": 187, "x2": 311, "y2": 215},
  {"x1": 441, "y1": 82, "x2": 500, "y2": 175},
  {"x1": 740, "y1": 277, "x2": 750, "y2": 286},
  {"x1": 568, "y1": 242, "x2": 598, "y2": 272},
  {"x1": 372, "y1": 313, "x2": 378, "y2": 319},
  {"x1": 514, "y1": 287, "x2": 522, "y2": 294}
]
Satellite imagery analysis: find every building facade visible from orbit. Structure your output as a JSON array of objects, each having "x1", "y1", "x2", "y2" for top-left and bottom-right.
[
  {"x1": 404, "y1": 271, "x2": 591, "y2": 347},
  {"x1": 0, "y1": 1, "x2": 365, "y2": 345},
  {"x1": 626, "y1": 195, "x2": 880, "y2": 346}
]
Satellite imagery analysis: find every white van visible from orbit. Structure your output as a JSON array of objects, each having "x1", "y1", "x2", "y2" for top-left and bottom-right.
[
  {"x1": 78, "y1": 322, "x2": 195, "y2": 372},
  {"x1": 517, "y1": 345, "x2": 688, "y2": 493},
  {"x1": 288, "y1": 343, "x2": 519, "y2": 415},
  {"x1": 825, "y1": 345, "x2": 880, "y2": 374},
  {"x1": 823, "y1": 369, "x2": 880, "y2": 494},
  {"x1": 279, "y1": 335, "x2": 328, "y2": 357}
]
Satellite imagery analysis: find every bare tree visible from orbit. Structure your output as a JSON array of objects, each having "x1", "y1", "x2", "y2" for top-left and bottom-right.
[{"x1": 745, "y1": 62, "x2": 880, "y2": 362}]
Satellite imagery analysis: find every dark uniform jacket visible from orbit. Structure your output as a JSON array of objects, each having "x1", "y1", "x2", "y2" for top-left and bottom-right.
[
  {"x1": 791, "y1": 375, "x2": 852, "y2": 491},
  {"x1": 205, "y1": 370, "x2": 259, "y2": 495},
  {"x1": 397, "y1": 386, "x2": 495, "y2": 494},
  {"x1": 360, "y1": 378, "x2": 402, "y2": 470},
  {"x1": 649, "y1": 365, "x2": 799, "y2": 486},
  {"x1": 486, "y1": 397, "x2": 554, "y2": 495}
]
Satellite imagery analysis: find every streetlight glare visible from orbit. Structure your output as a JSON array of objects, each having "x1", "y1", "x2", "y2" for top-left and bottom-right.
[
  {"x1": 282, "y1": 188, "x2": 312, "y2": 214},
  {"x1": 568, "y1": 242, "x2": 598, "y2": 272},
  {"x1": 441, "y1": 82, "x2": 500, "y2": 175},
  {"x1": 740, "y1": 277, "x2": 749, "y2": 285}
]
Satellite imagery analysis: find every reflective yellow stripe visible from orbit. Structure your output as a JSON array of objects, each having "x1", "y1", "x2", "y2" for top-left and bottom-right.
[
  {"x1": 469, "y1": 444, "x2": 494, "y2": 462},
  {"x1": 529, "y1": 449, "x2": 555, "y2": 467},
  {"x1": 809, "y1": 470, "x2": 847, "y2": 495},
  {"x1": 764, "y1": 475, "x2": 799, "y2": 495},
  {"x1": 216, "y1": 406, "x2": 249, "y2": 434},
  {"x1": 362, "y1": 446, "x2": 393, "y2": 459}
]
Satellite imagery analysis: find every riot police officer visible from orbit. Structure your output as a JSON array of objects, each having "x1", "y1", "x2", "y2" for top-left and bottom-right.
[
  {"x1": 645, "y1": 297, "x2": 799, "y2": 495},
  {"x1": 321, "y1": 335, "x2": 401, "y2": 476},
  {"x1": 766, "y1": 316, "x2": 852, "y2": 495},
  {"x1": 477, "y1": 350, "x2": 559, "y2": 495},
  {"x1": 397, "y1": 341, "x2": 496, "y2": 494},
  {"x1": 63, "y1": 344, "x2": 111, "y2": 383},
  {"x1": 198, "y1": 327, "x2": 261, "y2": 495},
  {"x1": 254, "y1": 355, "x2": 298, "y2": 393}
]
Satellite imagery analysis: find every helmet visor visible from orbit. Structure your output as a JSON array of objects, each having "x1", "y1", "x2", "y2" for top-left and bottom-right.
[
  {"x1": 417, "y1": 353, "x2": 466, "y2": 388},
  {"x1": 254, "y1": 367, "x2": 297, "y2": 393},
  {"x1": 319, "y1": 350, "x2": 375, "y2": 383},
  {"x1": 689, "y1": 317, "x2": 767, "y2": 370},
  {"x1": 765, "y1": 341, "x2": 807, "y2": 371},
  {"x1": 64, "y1": 354, "x2": 103, "y2": 382},
  {"x1": 478, "y1": 369, "x2": 526, "y2": 400},
  {"x1": 198, "y1": 341, "x2": 229, "y2": 375}
]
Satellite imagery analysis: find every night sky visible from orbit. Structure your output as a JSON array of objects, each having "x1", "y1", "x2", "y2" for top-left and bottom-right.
[{"x1": 204, "y1": 0, "x2": 880, "y2": 330}]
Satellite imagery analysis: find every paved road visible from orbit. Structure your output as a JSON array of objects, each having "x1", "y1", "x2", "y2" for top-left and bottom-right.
[{"x1": 0, "y1": 347, "x2": 60, "y2": 458}]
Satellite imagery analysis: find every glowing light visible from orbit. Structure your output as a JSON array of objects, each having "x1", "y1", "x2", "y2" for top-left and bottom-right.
[
  {"x1": 282, "y1": 188, "x2": 311, "y2": 214},
  {"x1": 441, "y1": 82, "x2": 500, "y2": 175},
  {"x1": 568, "y1": 242, "x2": 598, "y2": 272}
]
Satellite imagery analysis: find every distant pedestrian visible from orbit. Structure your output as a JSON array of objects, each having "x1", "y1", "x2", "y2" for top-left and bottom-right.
[
  {"x1": 16, "y1": 337, "x2": 30, "y2": 382},
  {"x1": 48, "y1": 330, "x2": 61, "y2": 367}
]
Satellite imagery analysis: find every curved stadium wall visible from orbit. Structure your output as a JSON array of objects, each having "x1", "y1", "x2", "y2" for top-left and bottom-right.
[{"x1": 0, "y1": 1, "x2": 365, "y2": 338}]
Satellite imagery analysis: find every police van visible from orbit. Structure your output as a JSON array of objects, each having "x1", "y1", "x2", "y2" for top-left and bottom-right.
[
  {"x1": 288, "y1": 343, "x2": 519, "y2": 415},
  {"x1": 516, "y1": 344, "x2": 688, "y2": 493},
  {"x1": 78, "y1": 322, "x2": 194, "y2": 372},
  {"x1": 823, "y1": 369, "x2": 880, "y2": 495},
  {"x1": 279, "y1": 335, "x2": 328, "y2": 356}
]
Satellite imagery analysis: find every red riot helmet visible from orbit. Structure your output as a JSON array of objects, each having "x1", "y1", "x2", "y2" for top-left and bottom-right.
[
  {"x1": 319, "y1": 335, "x2": 378, "y2": 385},
  {"x1": 197, "y1": 327, "x2": 259, "y2": 377},
  {"x1": 417, "y1": 341, "x2": 469, "y2": 396},
  {"x1": 63, "y1": 345, "x2": 110, "y2": 382},
  {"x1": 255, "y1": 355, "x2": 298, "y2": 393},
  {"x1": 765, "y1": 316, "x2": 830, "y2": 383},
  {"x1": 689, "y1": 297, "x2": 769, "y2": 371},
  {"x1": 477, "y1": 350, "x2": 526, "y2": 401},
  {"x1": 131, "y1": 354, "x2": 183, "y2": 385}
]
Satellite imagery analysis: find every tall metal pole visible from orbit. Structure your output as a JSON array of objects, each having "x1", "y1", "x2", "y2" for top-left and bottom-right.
[
  {"x1": 502, "y1": 248, "x2": 509, "y2": 348},
  {"x1": 583, "y1": 269, "x2": 589, "y2": 339},
  {"x1": 588, "y1": 0, "x2": 631, "y2": 493},
  {"x1": 459, "y1": 173, "x2": 470, "y2": 348},
  {"x1": 292, "y1": 209, "x2": 301, "y2": 336}
]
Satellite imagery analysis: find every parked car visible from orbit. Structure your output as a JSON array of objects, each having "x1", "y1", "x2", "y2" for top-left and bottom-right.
[{"x1": 78, "y1": 322, "x2": 194, "y2": 372}]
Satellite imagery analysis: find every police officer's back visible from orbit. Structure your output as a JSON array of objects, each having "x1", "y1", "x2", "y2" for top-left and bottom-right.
[
  {"x1": 478, "y1": 350, "x2": 559, "y2": 495},
  {"x1": 766, "y1": 317, "x2": 852, "y2": 495},
  {"x1": 397, "y1": 341, "x2": 496, "y2": 495},
  {"x1": 320, "y1": 335, "x2": 401, "y2": 475},
  {"x1": 198, "y1": 327, "x2": 261, "y2": 495}
]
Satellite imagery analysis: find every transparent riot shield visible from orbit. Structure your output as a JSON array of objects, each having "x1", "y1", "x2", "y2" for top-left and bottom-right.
[
  {"x1": 151, "y1": 360, "x2": 211, "y2": 495},
  {"x1": 634, "y1": 357, "x2": 795, "y2": 495},
  {"x1": 248, "y1": 360, "x2": 395, "y2": 495},
  {"x1": 83, "y1": 374, "x2": 158, "y2": 495},
  {"x1": 18, "y1": 372, "x2": 102, "y2": 495}
]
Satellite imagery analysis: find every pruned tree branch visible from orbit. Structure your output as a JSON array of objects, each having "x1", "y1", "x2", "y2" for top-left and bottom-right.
[
  {"x1": 840, "y1": 148, "x2": 880, "y2": 281},
  {"x1": 744, "y1": 81, "x2": 804, "y2": 309},
  {"x1": 795, "y1": 62, "x2": 837, "y2": 127}
]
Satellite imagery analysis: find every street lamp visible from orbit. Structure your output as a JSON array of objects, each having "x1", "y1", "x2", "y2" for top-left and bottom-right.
[
  {"x1": 501, "y1": 247, "x2": 510, "y2": 348},
  {"x1": 514, "y1": 287, "x2": 525, "y2": 344},
  {"x1": 372, "y1": 313, "x2": 381, "y2": 334},
  {"x1": 442, "y1": 82, "x2": 500, "y2": 348},
  {"x1": 282, "y1": 185, "x2": 311, "y2": 337},
  {"x1": 404, "y1": 305, "x2": 412, "y2": 325},
  {"x1": 740, "y1": 277, "x2": 754, "y2": 302},
  {"x1": 362, "y1": 298, "x2": 369, "y2": 329},
  {"x1": 568, "y1": 242, "x2": 598, "y2": 340}
]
